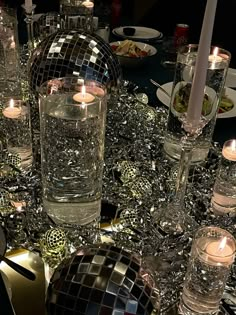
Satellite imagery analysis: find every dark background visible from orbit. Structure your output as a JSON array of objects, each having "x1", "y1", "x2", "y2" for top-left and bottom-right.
[{"x1": 3, "y1": 0, "x2": 236, "y2": 67}]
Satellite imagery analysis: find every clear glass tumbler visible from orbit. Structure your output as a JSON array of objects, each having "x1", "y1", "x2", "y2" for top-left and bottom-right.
[
  {"x1": 163, "y1": 44, "x2": 230, "y2": 163},
  {"x1": 39, "y1": 77, "x2": 107, "y2": 225},
  {"x1": 179, "y1": 226, "x2": 235, "y2": 315},
  {"x1": 211, "y1": 139, "x2": 236, "y2": 215}
]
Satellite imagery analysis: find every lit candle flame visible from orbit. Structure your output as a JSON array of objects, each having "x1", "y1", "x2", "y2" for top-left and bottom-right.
[
  {"x1": 9, "y1": 99, "x2": 14, "y2": 108},
  {"x1": 231, "y1": 140, "x2": 236, "y2": 152},
  {"x1": 213, "y1": 47, "x2": 219, "y2": 58},
  {"x1": 81, "y1": 85, "x2": 86, "y2": 98},
  {"x1": 219, "y1": 237, "x2": 227, "y2": 251}
]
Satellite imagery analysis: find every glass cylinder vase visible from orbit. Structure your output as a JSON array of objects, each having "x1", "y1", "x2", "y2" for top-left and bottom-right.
[
  {"x1": 211, "y1": 139, "x2": 236, "y2": 215},
  {"x1": 39, "y1": 77, "x2": 107, "y2": 225},
  {"x1": 163, "y1": 45, "x2": 230, "y2": 163},
  {"x1": 179, "y1": 226, "x2": 235, "y2": 315},
  {"x1": 0, "y1": 7, "x2": 20, "y2": 87}
]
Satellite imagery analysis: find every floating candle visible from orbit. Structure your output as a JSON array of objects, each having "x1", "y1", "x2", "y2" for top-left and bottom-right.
[
  {"x1": 208, "y1": 47, "x2": 223, "y2": 63},
  {"x1": 73, "y1": 86, "x2": 95, "y2": 103},
  {"x1": 205, "y1": 237, "x2": 234, "y2": 264},
  {"x1": 2, "y1": 99, "x2": 21, "y2": 119},
  {"x1": 82, "y1": 0, "x2": 94, "y2": 8},
  {"x1": 222, "y1": 139, "x2": 236, "y2": 161}
]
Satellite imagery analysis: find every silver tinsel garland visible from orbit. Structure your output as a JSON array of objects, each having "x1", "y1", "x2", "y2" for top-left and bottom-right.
[{"x1": 0, "y1": 81, "x2": 236, "y2": 312}]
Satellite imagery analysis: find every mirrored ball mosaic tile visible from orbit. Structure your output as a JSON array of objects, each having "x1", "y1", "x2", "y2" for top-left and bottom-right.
[
  {"x1": 29, "y1": 29, "x2": 122, "y2": 93},
  {"x1": 46, "y1": 244, "x2": 160, "y2": 315}
]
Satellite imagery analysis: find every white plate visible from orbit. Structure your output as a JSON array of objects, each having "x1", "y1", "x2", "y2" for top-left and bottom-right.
[
  {"x1": 225, "y1": 68, "x2": 236, "y2": 88},
  {"x1": 156, "y1": 82, "x2": 236, "y2": 119},
  {"x1": 112, "y1": 26, "x2": 162, "y2": 40}
]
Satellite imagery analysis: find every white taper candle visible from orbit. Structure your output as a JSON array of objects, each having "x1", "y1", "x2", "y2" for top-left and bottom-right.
[{"x1": 186, "y1": 0, "x2": 218, "y2": 131}]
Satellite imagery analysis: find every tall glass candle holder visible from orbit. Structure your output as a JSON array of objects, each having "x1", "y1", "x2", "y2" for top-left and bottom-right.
[
  {"x1": 39, "y1": 77, "x2": 107, "y2": 225},
  {"x1": 179, "y1": 226, "x2": 235, "y2": 315},
  {"x1": 2, "y1": 98, "x2": 33, "y2": 170},
  {"x1": 0, "y1": 7, "x2": 20, "y2": 85},
  {"x1": 163, "y1": 45, "x2": 230, "y2": 163},
  {"x1": 211, "y1": 139, "x2": 236, "y2": 215}
]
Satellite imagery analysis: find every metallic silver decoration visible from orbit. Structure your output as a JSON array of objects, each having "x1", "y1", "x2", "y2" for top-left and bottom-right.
[
  {"x1": 29, "y1": 29, "x2": 122, "y2": 94},
  {"x1": 46, "y1": 244, "x2": 160, "y2": 315}
]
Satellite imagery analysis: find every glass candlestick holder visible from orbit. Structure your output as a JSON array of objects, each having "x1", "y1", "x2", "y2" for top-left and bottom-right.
[
  {"x1": 211, "y1": 139, "x2": 236, "y2": 215},
  {"x1": 21, "y1": 4, "x2": 37, "y2": 51},
  {"x1": 39, "y1": 77, "x2": 107, "y2": 225},
  {"x1": 179, "y1": 226, "x2": 235, "y2": 315},
  {"x1": 2, "y1": 98, "x2": 33, "y2": 170},
  {"x1": 163, "y1": 44, "x2": 230, "y2": 163}
]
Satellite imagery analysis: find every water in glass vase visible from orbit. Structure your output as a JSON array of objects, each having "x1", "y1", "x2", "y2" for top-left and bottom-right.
[
  {"x1": 40, "y1": 94, "x2": 106, "y2": 225},
  {"x1": 181, "y1": 255, "x2": 230, "y2": 314}
]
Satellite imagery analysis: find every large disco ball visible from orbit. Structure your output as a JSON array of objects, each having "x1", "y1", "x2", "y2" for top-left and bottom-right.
[
  {"x1": 29, "y1": 29, "x2": 122, "y2": 94},
  {"x1": 46, "y1": 244, "x2": 160, "y2": 315}
]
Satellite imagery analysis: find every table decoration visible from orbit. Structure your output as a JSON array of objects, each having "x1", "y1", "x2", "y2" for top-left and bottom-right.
[
  {"x1": 29, "y1": 29, "x2": 122, "y2": 95},
  {"x1": 34, "y1": 12, "x2": 61, "y2": 45},
  {"x1": 211, "y1": 139, "x2": 236, "y2": 215},
  {"x1": 46, "y1": 243, "x2": 161, "y2": 315},
  {"x1": 60, "y1": 0, "x2": 94, "y2": 32},
  {"x1": 21, "y1": 3, "x2": 37, "y2": 51},
  {"x1": 179, "y1": 226, "x2": 235, "y2": 315},
  {"x1": 1, "y1": 81, "x2": 236, "y2": 313},
  {"x1": 2, "y1": 98, "x2": 33, "y2": 170},
  {"x1": 0, "y1": 7, "x2": 20, "y2": 87},
  {"x1": 163, "y1": 44, "x2": 230, "y2": 163},
  {"x1": 39, "y1": 77, "x2": 107, "y2": 225}
]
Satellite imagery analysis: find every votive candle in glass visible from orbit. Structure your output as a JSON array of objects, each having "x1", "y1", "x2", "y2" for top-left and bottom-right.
[
  {"x1": 2, "y1": 98, "x2": 33, "y2": 170},
  {"x1": 211, "y1": 139, "x2": 236, "y2": 215},
  {"x1": 179, "y1": 226, "x2": 235, "y2": 315}
]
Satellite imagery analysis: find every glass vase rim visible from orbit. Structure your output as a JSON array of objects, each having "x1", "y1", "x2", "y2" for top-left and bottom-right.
[
  {"x1": 194, "y1": 226, "x2": 236, "y2": 258},
  {"x1": 178, "y1": 44, "x2": 231, "y2": 60},
  {"x1": 39, "y1": 77, "x2": 107, "y2": 105}
]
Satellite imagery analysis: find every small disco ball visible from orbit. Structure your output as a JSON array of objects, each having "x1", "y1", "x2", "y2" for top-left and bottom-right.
[
  {"x1": 29, "y1": 29, "x2": 122, "y2": 94},
  {"x1": 43, "y1": 228, "x2": 67, "y2": 253},
  {"x1": 46, "y1": 244, "x2": 160, "y2": 315}
]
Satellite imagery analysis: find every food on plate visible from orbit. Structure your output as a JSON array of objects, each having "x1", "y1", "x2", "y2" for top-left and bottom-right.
[
  {"x1": 173, "y1": 84, "x2": 234, "y2": 115},
  {"x1": 173, "y1": 83, "x2": 212, "y2": 115},
  {"x1": 218, "y1": 90, "x2": 234, "y2": 113},
  {"x1": 111, "y1": 40, "x2": 150, "y2": 58}
]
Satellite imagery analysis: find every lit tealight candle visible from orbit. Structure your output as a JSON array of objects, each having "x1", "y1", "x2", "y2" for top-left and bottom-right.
[
  {"x1": 222, "y1": 139, "x2": 236, "y2": 161},
  {"x1": 204, "y1": 237, "x2": 234, "y2": 265},
  {"x1": 209, "y1": 47, "x2": 223, "y2": 69},
  {"x1": 2, "y1": 99, "x2": 21, "y2": 119},
  {"x1": 73, "y1": 85, "x2": 95, "y2": 103},
  {"x1": 82, "y1": 0, "x2": 94, "y2": 8}
]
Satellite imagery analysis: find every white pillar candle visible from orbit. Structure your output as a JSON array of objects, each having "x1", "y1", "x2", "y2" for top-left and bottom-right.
[
  {"x1": 222, "y1": 139, "x2": 236, "y2": 161},
  {"x1": 73, "y1": 86, "x2": 95, "y2": 103},
  {"x1": 186, "y1": 0, "x2": 218, "y2": 131},
  {"x1": 2, "y1": 99, "x2": 21, "y2": 119}
]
